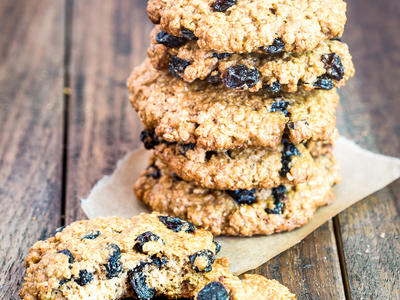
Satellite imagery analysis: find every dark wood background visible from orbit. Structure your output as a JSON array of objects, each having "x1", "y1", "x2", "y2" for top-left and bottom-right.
[{"x1": 0, "y1": 0, "x2": 399, "y2": 299}]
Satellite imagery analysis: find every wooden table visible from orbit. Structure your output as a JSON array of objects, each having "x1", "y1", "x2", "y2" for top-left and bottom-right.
[{"x1": 1, "y1": 1, "x2": 399, "y2": 299}]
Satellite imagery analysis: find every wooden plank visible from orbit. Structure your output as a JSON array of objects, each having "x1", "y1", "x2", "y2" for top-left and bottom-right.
[
  {"x1": 0, "y1": 1, "x2": 64, "y2": 298},
  {"x1": 66, "y1": 0, "x2": 153, "y2": 223},
  {"x1": 335, "y1": 0, "x2": 400, "y2": 298},
  {"x1": 250, "y1": 221, "x2": 346, "y2": 299}
]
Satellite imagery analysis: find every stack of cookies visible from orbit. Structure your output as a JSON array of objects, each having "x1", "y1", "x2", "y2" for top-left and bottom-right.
[{"x1": 128, "y1": 0, "x2": 354, "y2": 236}]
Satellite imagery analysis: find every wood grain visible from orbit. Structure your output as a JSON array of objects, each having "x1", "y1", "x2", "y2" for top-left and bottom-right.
[
  {"x1": 335, "y1": 0, "x2": 400, "y2": 298},
  {"x1": 0, "y1": 0, "x2": 64, "y2": 298},
  {"x1": 65, "y1": 0, "x2": 153, "y2": 223},
  {"x1": 250, "y1": 222, "x2": 346, "y2": 299}
]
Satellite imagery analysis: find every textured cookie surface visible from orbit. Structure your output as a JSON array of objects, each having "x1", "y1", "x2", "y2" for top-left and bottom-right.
[
  {"x1": 21, "y1": 213, "x2": 295, "y2": 299},
  {"x1": 136, "y1": 155, "x2": 339, "y2": 236},
  {"x1": 149, "y1": 26, "x2": 355, "y2": 93},
  {"x1": 147, "y1": 0, "x2": 346, "y2": 54},
  {"x1": 128, "y1": 61, "x2": 339, "y2": 150},
  {"x1": 150, "y1": 140, "x2": 315, "y2": 190}
]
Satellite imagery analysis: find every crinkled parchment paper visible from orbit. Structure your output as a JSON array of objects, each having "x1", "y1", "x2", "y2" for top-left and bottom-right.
[{"x1": 82, "y1": 137, "x2": 400, "y2": 275}]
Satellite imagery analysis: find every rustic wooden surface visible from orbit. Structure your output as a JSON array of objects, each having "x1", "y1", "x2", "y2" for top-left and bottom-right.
[
  {"x1": 65, "y1": 0, "x2": 150, "y2": 223},
  {"x1": 0, "y1": 0, "x2": 399, "y2": 299},
  {"x1": 0, "y1": 1, "x2": 64, "y2": 298},
  {"x1": 336, "y1": 0, "x2": 400, "y2": 299}
]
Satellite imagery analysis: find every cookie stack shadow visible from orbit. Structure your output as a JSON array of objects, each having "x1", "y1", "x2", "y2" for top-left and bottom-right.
[{"x1": 128, "y1": 0, "x2": 354, "y2": 236}]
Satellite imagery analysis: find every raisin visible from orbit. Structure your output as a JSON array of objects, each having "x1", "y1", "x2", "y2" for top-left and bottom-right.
[
  {"x1": 57, "y1": 249, "x2": 74, "y2": 264},
  {"x1": 123, "y1": 296, "x2": 189, "y2": 300},
  {"x1": 81, "y1": 231, "x2": 101, "y2": 240},
  {"x1": 213, "y1": 240, "x2": 221, "y2": 254},
  {"x1": 164, "y1": 140, "x2": 177, "y2": 146},
  {"x1": 146, "y1": 164, "x2": 161, "y2": 179},
  {"x1": 150, "y1": 254, "x2": 168, "y2": 267},
  {"x1": 168, "y1": 56, "x2": 190, "y2": 79},
  {"x1": 282, "y1": 141, "x2": 300, "y2": 158},
  {"x1": 189, "y1": 250, "x2": 215, "y2": 272},
  {"x1": 59, "y1": 278, "x2": 70, "y2": 285},
  {"x1": 178, "y1": 143, "x2": 196, "y2": 156},
  {"x1": 321, "y1": 53, "x2": 344, "y2": 81},
  {"x1": 280, "y1": 137, "x2": 300, "y2": 177},
  {"x1": 266, "y1": 201, "x2": 284, "y2": 214},
  {"x1": 135, "y1": 231, "x2": 163, "y2": 253},
  {"x1": 227, "y1": 189, "x2": 257, "y2": 205},
  {"x1": 205, "y1": 151, "x2": 217, "y2": 161},
  {"x1": 267, "y1": 80, "x2": 281, "y2": 93},
  {"x1": 272, "y1": 185, "x2": 287, "y2": 202},
  {"x1": 287, "y1": 121, "x2": 295, "y2": 129},
  {"x1": 210, "y1": 0, "x2": 237, "y2": 12},
  {"x1": 128, "y1": 264, "x2": 156, "y2": 300},
  {"x1": 172, "y1": 173, "x2": 183, "y2": 181},
  {"x1": 313, "y1": 75, "x2": 334, "y2": 90},
  {"x1": 222, "y1": 65, "x2": 260, "y2": 89},
  {"x1": 158, "y1": 216, "x2": 195, "y2": 233},
  {"x1": 266, "y1": 185, "x2": 287, "y2": 214},
  {"x1": 140, "y1": 130, "x2": 160, "y2": 150},
  {"x1": 181, "y1": 28, "x2": 198, "y2": 40},
  {"x1": 75, "y1": 270, "x2": 93, "y2": 286},
  {"x1": 225, "y1": 150, "x2": 232, "y2": 158},
  {"x1": 270, "y1": 99, "x2": 290, "y2": 117},
  {"x1": 212, "y1": 52, "x2": 232, "y2": 59},
  {"x1": 197, "y1": 282, "x2": 229, "y2": 300},
  {"x1": 206, "y1": 70, "x2": 222, "y2": 85},
  {"x1": 105, "y1": 244, "x2": 122, "y2": 279},
  {"x1": 263, "y1": 38, "x2": 285, "y2": 54},
  {"x1": 155, "y1": 31, "x2": 187, "y2": 48},
  {"x1": 55, "y1": 226, "x2": 65, "y2": 234}
]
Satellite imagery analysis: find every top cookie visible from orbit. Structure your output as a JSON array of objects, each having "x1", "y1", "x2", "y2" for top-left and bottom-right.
[
  {"x1": 20, "y1": 213, "x2": 295, "y2": 299},
  {"x1": 147, "y1": 0, "x2": 347, "y2": 54}
]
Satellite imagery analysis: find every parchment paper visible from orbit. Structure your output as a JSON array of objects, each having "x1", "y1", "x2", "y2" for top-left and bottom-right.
[{"x1": 81, "y1": 136, "x2": 400, "y2": 275}]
